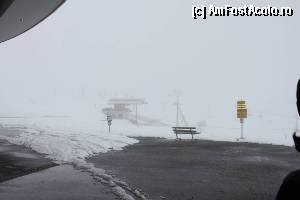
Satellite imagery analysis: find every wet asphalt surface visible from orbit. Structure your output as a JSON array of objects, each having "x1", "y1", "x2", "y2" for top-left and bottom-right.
[
  {"x1": 0, "y1": 165, "x2": 117, "y2": 200},
  {"x1": 0, "y1": 139, "x2": 56, "y2": 182},
  {"x1": 89, "y1": 137, "x2": 300, "y2": 200}
]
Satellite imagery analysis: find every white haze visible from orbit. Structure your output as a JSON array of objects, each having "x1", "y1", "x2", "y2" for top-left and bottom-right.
[{"x1": 0, "y1": 0, "x2": 299, "y2": 140}]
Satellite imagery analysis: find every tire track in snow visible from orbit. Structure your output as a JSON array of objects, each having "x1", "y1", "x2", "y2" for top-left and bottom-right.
[{"x1": 73, "y1": 160, "x2": 149, "y2": 200}]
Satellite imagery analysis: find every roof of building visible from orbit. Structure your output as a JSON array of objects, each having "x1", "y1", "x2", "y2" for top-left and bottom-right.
[{"x1": 108, "y1": 98, "x2": 147, "y2": 105}]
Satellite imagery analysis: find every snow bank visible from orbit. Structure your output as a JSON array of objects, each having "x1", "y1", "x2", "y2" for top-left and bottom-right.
[
  {"x1": 1, "y1": 128, "x2": 136, "y2": 163},
  {"x1": 0, "y1": 117, "x2": 146, "y2": 200}
]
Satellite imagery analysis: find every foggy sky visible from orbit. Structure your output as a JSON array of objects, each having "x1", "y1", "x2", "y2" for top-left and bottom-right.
[{"x1": 0, "y1": 0, "x2": 299, "y2": 125}]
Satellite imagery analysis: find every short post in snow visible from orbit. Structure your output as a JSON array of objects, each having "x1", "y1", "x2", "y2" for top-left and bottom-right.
[
  {"x1": 107, "y1": 115, "x2": 112, "y2": 133},
  {"x1": 237, "y1": 100, "x2": 247, "y2": 140}
]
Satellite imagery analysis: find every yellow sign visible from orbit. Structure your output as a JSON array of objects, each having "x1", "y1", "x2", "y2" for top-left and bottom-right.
[{"x1": 237, "y1": 100, "x2": 247, "y2": 119}]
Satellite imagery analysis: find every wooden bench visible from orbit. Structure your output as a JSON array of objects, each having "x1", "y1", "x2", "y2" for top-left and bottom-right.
[{"x1": 172, "y1": 127, "x2": 200, "y2": 140}]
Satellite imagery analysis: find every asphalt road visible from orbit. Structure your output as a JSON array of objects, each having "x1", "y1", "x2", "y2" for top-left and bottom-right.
[
  {"x1": 0, "y1": 139, "x2": 56, "y2": 182},
  {"x1": 89, "y1": 137, "x2": 300, "y2": 200},
  {"x1": 0, "y1": 165, "x2": 117, "y2": 200}
]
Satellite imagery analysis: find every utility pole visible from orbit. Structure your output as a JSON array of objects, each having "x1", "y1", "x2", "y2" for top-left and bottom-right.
[{"x1": 173, "y1": 89, "x2": 183, "y2": 127}]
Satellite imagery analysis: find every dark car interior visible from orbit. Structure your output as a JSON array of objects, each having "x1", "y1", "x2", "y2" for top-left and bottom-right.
[{"x1": 0, "y1": 0, "x2": 65, "y2": 43}]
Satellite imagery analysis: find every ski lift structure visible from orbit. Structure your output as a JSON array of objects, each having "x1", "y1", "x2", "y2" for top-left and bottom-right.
[
  {"x1": 174, "y1": 98, "x2": 189, "y2": 127},
  {"x1": 102, "y1": 98, "x2": 166, "y2": 126}
]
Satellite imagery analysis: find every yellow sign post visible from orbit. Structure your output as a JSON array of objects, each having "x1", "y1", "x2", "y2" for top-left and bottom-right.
[{"x1": 237, "y1": 100, "x2": 247, "y2": 139}]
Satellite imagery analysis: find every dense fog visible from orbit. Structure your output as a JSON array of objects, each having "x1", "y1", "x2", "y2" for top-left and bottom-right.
[{"x1": 0, "y1": 0, "x2": 299, "y2": 130}]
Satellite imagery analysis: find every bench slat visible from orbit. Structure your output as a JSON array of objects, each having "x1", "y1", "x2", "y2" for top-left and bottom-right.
[
  {"x1": 173, "y1": 129, "x2": 196, "y2": 132},
  {"x1": 174, "y1": 132, "x2": 200, "y2": 135}
]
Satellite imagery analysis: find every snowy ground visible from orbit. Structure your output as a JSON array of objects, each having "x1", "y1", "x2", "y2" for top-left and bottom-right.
[
  {"x1": 0, "y1": 115, "x2": 297, "y2": 161},
  {"x1": 0, "y1": 115, "x2": 297, "y2": 199}
]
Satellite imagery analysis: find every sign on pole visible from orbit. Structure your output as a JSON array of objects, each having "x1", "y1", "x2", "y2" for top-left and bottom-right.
[
  {"x1": 107, "y1": 115, "x2": 112, "y2": 133},
  {"x1": 237, "y1": 100, "x2": 247, "y2": 139}
]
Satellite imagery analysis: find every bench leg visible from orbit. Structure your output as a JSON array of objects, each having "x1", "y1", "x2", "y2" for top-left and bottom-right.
[
  {"x1": 192, "y1": 134, "x2": 194, "y2": 140},
  {"x1": 176, "y1": 134, "x2": 178, "y2": 139}
]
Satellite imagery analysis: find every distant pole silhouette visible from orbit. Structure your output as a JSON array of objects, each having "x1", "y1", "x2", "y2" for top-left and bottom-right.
[
  {"x1": 107, "y1": 115, "x2": 112, "y2": 133},
  {"x1": 176, "y1": 98, "x2": 179, "y2": 126},
  {"x1": 173, "y1": 89, "x2": 182, "y2": 127}
]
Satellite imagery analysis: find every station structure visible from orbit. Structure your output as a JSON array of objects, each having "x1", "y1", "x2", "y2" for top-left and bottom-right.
[{"x1": 102, "y1": 98, "x2": 165, "y2": 126}]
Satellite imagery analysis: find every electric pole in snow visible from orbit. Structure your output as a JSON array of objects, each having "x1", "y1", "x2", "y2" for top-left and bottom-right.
[
  {"x1": 176, "y1": 96, "x2": 180, "y2": 127},
  {"x1": 173, "y1": 89, "x2": 182, "y2": 127}
]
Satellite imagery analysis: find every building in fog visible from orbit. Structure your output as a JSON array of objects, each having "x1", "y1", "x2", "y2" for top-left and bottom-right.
[{"x1": 102, "y1": 98, "x2": 165, "y2": 126}]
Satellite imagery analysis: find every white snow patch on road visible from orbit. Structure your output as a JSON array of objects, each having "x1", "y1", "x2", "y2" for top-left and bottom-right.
[
  {"x1": 0, "y1": 117, "x2": 145, "y2": 200},
  {"x1": 1, "y1": 128, "x2": 137, "y2": 163}
]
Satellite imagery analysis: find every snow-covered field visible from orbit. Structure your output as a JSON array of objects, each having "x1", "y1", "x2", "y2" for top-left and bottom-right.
[
  {"x1": 0, "y1": 114, "x2": 297, "y2": 200},
  {"x1": 0, "y1": 114, "x2": 297, "y2": 162},
  {"x1": 0, "y1": 117, "x2": 142, "y2": 163},
  {"x1": 200, "y1": 115, "x2": 298, "y2": 146}
]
